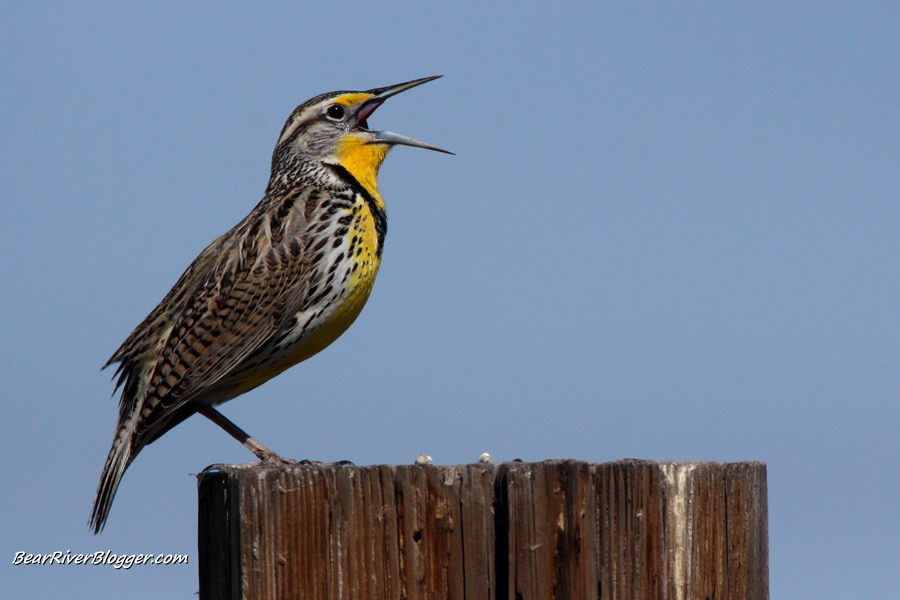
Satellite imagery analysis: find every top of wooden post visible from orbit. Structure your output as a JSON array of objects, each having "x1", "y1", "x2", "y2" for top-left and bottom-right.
[{"x1": 198, "y1": 459, "x2": 768, "y2": 600}]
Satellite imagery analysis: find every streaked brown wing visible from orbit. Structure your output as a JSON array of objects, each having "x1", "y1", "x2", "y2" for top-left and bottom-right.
[{"x1": 133, "y1": 222, "x2": 309, "y2": 439}]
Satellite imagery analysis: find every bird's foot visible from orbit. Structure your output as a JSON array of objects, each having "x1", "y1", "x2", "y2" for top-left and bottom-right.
[{"x1": 255, "y1": 448, "x2": 298, "y2": 466}]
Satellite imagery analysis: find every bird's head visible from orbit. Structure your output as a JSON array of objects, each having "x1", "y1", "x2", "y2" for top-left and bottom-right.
[{"x1": 273, "y1": 76, "x2": 451, "y2": 195}]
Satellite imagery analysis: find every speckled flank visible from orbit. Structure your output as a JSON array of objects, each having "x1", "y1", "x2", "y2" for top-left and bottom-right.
[{"x1": 226, "y1": 179, "x2": 386, "y2": 392}]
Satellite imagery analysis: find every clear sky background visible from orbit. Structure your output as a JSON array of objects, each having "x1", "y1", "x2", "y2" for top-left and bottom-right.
[{"x1": 2, "y1": 2, "x2": 898, "y2": 598}]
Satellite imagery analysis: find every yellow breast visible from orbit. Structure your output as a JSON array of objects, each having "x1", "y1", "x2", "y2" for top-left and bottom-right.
[{"x1": 287, "y1": 250, "x2": 380, "y2": 365}]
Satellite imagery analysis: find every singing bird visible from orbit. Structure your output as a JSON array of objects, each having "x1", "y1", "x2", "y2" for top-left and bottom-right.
[{"x1": 91, "y1": 76, "x2": 451, "y2": 533}]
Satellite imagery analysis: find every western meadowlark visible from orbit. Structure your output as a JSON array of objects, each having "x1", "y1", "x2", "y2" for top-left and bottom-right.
[{"x1": 90, "y1": 76, "x2": 450, "y2": 533}]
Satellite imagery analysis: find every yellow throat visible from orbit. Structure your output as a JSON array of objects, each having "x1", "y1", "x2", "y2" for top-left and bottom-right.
[{"x1": 335, "y1": 134, "x2": 391, "y2": 201}]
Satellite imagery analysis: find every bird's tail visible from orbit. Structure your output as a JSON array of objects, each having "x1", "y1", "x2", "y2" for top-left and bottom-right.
[{"x1": 89, "y1": 425, "x2": 135, "y2": 534}]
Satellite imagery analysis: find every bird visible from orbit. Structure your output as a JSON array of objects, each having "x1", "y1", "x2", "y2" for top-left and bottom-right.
[{"x1": 90, "y1": 76, "x2": 451, "y2": 533}]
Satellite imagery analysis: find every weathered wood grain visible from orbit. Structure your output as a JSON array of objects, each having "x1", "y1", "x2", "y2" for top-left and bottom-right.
[{"x1": 198, "y1": 460, "x2": 767, "y2": 600}]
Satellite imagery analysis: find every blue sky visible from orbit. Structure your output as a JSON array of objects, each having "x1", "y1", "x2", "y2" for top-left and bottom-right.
[{"x1": 2, "y1": 2, "x2": 898, "y2": 598}]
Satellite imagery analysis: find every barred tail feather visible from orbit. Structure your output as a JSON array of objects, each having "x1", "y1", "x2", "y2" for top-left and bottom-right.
[{"x1": 89, "y1": 428, "x2": 135, "y2": 534}]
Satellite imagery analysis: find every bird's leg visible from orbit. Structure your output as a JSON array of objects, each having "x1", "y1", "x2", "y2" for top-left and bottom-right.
[{"x1": 197, "y1": 405, "x2": 294, "y2": 465}]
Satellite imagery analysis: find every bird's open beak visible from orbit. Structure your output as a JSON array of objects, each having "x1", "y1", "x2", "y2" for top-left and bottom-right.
[{"x1": 358, "y1": 76, "x2": 454, "y2": 155}]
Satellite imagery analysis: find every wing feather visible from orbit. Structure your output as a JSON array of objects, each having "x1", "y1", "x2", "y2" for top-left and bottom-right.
[{"x1": 109, "y1": 190, "x2": 313, "y2": 442}]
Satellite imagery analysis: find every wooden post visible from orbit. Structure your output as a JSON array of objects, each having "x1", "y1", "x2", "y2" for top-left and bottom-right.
[{"x1": 198, "y1": 460, "x2": 767, "y2": 599}]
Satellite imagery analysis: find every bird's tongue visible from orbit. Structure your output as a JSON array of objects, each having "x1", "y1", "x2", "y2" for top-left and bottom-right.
[{"x1": 356, "y1": 99, "x2": 383, "y2": 130}]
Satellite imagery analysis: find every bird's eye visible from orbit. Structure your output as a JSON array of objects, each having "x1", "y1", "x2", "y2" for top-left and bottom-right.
[{"x1": 326, "y1": 104, "x2": 346, "y2": 121}]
